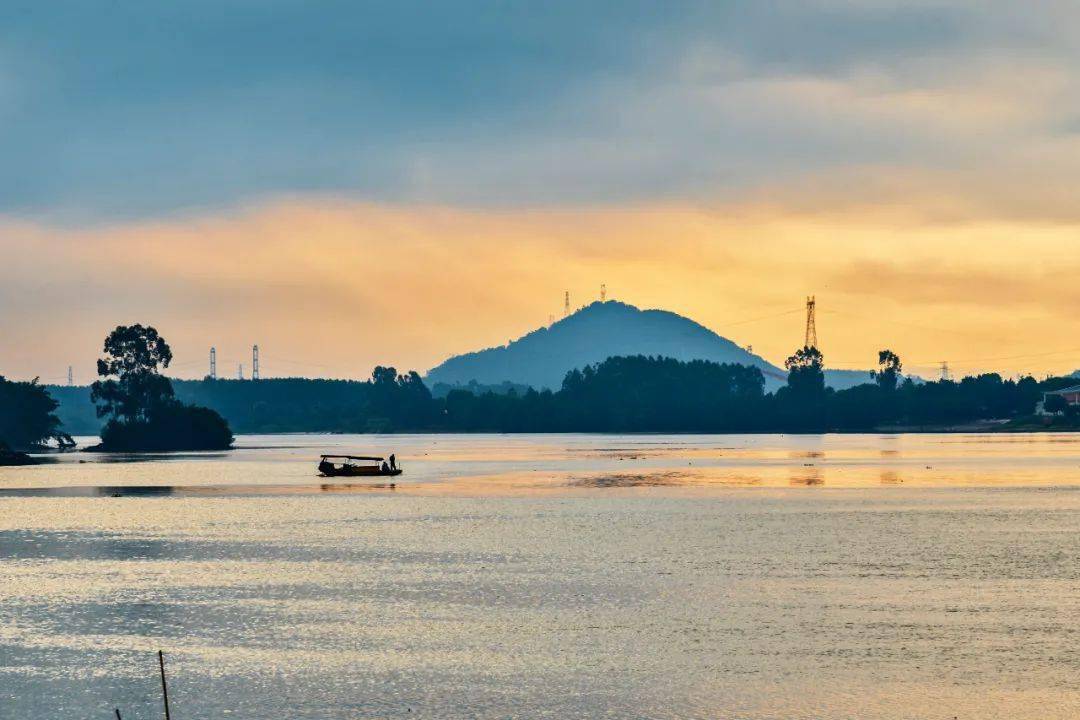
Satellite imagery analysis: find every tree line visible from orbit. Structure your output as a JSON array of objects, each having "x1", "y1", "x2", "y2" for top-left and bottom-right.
[
  {"x1": 2, "y1": 325, "x2": 232, "y2": 456},
  {"x1": 6, "y1": 336, "x2": 1080, "y2": 452},
  {"x1": 435, "y1": 349, "x2": 1062, "y2": 433}
]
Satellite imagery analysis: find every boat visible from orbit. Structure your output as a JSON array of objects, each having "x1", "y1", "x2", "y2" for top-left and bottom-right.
[{"x1": 317, "y1": 455, "x2": 402, "y2": 477}]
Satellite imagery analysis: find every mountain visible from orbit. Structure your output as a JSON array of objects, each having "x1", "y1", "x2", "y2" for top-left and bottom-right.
[{"x1": 426, "y1": 301, "x2": 796, "y2": 391}]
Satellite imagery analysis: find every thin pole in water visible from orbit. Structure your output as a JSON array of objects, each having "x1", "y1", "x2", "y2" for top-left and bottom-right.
[
  {"x1": 158, "y1": 650, "x2": 171, "y2": 720},
  {"x1": 115, "y1": 709, "x2": 123, "y2": 720}
]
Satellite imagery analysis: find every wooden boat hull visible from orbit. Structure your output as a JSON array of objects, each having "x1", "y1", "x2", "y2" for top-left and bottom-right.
[{"x1": 319, "y1": 466, "x2": 402, "y2": 478}]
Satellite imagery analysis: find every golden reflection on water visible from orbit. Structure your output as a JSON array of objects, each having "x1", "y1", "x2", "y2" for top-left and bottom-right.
[
  {"x1": 6, "y1": 432, "x2": 1080, "y2": 496},
  {"x1": 2, "y1": 434, "x2": 1080, "y2": 718}
]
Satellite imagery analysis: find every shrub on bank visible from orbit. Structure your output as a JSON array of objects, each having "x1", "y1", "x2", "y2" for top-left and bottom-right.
[{"x1": 98, "y1": 402, "x2": 233, "y2": 451}]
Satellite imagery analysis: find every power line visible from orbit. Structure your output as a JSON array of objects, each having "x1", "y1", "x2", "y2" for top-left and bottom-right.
[
  {"x1": 820, "y1": 308, "x2": 991, "y2": 341},
  {"x1": 713, "y1": 307, "x2": 804, "y2": 328}
]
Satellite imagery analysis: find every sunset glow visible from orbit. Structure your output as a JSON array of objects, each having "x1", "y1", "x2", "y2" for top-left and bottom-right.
[{"x1": 5, "y1": 2, "x2": 1080, "y2": 382}]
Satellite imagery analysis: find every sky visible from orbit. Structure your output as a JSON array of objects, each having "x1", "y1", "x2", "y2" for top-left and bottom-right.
[{"x1": 5, "y1": 0, "x2": 1080, "y2": 383}]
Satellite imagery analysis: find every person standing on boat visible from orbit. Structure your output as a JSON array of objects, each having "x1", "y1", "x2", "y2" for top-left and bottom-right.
[{"x1": 389, "y1": 453, "x2": 397, "y2": 470}]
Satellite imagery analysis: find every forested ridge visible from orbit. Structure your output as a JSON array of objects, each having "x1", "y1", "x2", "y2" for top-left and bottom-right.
[{"x1": 36, "y1": 352, "x2": 1080, "y2": 436}]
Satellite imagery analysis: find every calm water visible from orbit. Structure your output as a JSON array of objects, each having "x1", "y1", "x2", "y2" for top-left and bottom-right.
[{"x1": 2, "y1": 433, "x2": 1080, "y2": 718}]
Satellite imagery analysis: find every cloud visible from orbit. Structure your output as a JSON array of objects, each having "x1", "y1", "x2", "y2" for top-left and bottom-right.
[
  {"x1": 5, "y1": 1, "x2": 1080, "y2": 221},
  {"x1": 7, "y1": 2, "x2": 1080, "y2": 382}
]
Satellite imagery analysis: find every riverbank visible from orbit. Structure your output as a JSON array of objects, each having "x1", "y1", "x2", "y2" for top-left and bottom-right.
[{"x1": 0, "y1": 449, "x2": 37, "y2": 466}]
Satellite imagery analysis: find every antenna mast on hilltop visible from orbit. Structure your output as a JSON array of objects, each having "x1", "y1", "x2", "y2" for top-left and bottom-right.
[
  {"x1": 67, "y1": 366, "x2": 73, "y2": 386},
  {"x1": 238, "y1": 363, "x2": 244, "y2": 381},
  {"x1": 600, "y1": 283, "x2": 607, "y2": 302},
  {"x1": 940, "y1": 361, "x2": 951, "y2": 381},
  {"x1": 804, "y1": 296, "x2": 818, "y2": 349},
  {"x1": 564, "y1": 291, "x2": 570, "y2": 317},
  {"x1": 209, "y1": 347, "x2": 217, "y2": 380},
  {"x1": 252, "y1": 345, "x2": 260, "y2": 381}
]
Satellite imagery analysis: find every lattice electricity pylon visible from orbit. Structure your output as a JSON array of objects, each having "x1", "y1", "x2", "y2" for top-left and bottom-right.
[
  {"x1": 804, "y1": 296, "x2": 818, "y2": 349},
  {"x1": 210, "y1": 347, "x2": 217, "y2": 380}
]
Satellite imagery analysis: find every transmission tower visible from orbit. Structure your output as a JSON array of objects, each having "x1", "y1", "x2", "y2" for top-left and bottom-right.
[
  {"x1": 600, "y1": 283, "x2": 607, "y2": 302},
  {"x1": 238, "y1": 363, "x2": 244, "y2": 381},
  {"x1": 940, "y1": 361, "x2": 951, "y2": 381},
  {"x1": 804, "y1": 296, "x2": 818, "y2": 349},
  {"x1": 564, "y1": 291, "x2": 570, "y2": 317},
  {"x1": 209, "y1": 347, "x2": 217, "y2": 380},
  {"x1": 67, "y1": 366, "x2": 73, "y2": 386},
  {"x1": 252, "y1": 345, "x2": 260, "y2": 381}
]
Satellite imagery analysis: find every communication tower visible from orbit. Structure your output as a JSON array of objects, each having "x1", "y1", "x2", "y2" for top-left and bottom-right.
[
  {"x1": 209, "y1": 347, "x2": 217, "y2": 380},
  {"x1": 238, "y1": 363, "x2": 244, "y2": 381},
  {"x1": 564, "y1": 291, "x2": 570, "y2": 317},
  {"x1": 67, "y1": 366, "x2": 73, "y2": 386},
  {"x1": 252, "y1": 345, "x2": 260, "y2": 381},
  {"x1": 600, "y1": 283, "x2": 607, "y2": 302},
  {"x1": 940, "y1": 361, "x2": 951, "y2": 381}
]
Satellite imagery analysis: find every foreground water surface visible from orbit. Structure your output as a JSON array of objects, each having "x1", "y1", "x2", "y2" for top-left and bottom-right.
[{"x1": 2, "y1": 433, "x2": 1079, "y2": 719}]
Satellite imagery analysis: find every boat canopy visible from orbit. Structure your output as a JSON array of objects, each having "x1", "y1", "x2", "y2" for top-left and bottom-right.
[{"x1": 320, "y1": 455, "x2": 384, "y2": 462}]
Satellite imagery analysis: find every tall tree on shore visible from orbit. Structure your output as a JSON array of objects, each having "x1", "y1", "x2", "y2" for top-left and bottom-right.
[
  {"x1": 0, "y1": 377, "x2": 72, "y2": 451},
  {"x1": 778, "y1": 345, "x2": 828, "y2": 431},
  {"x1": 784, "y1": 345, "x2": 825, "y2": 397},
  {"x1": 90, "y1": 324, "x2": 232, "y2": 451},
  {"x1": 873, "y1": 350, "x2": 903, "y2": 391},
  {"x1": 91, "y1": 324, "x2": 176, "y2": 424}
]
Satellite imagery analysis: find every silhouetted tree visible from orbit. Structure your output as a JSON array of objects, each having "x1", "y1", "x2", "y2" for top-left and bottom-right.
[
  {"x1": 776, "y1": 346, "x2": 828, "y2": 431},
  {"x1": 90, "y1": 325, "x2": 232, "y2": 451},
  {"x1": 1044, "y1": 394, "x2": 1069, "y2": 414},
  {"x1": 91, "y1": 324, "x2": 176, "y2": 424},
  {"x1": 784, "y1": 346, "x2": 825, "y2": 397},
  {"x1": 873, "y1": 349, "x2": 902, "y2": 391},
  {"x1": 0, "y1": 376, "x2": 72, "y2": 452}
]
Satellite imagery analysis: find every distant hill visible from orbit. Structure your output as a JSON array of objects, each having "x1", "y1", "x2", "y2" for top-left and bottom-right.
[
  {"x1": 427, "y1": 301, "x2": 881, "y2": 391},
  {"x1": 822, "y1": 368, "x2": 878, "y2": 390},
  {"x1": 427, "y1": 301, "x2": 792, "y2": 390}
]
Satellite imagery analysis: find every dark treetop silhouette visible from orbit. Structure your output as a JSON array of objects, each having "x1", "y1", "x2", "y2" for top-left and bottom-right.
[
  {"x1": 0, "y1": 376, "x2": 73, "y2": 463},
  {"x1": 90, "y1": 325, "x2": 233, "y2": 451}
]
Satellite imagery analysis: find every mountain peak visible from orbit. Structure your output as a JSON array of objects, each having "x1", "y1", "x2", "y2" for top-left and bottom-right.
[{"x1": 426, "y1": 300, "x2": 784, "y2": 390}]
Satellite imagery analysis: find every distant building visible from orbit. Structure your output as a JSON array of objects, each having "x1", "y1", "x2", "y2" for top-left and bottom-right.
[
  {"x1": 1046, "y1": 384, "x2": 1080, "y2": 404},
  {"x1": 1037, "y1": 384, "x2": 1080, "y2": 415}
]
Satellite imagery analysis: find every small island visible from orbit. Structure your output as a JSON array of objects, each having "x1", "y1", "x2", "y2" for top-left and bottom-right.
[{"x1": 88, "y1": 324, "x2": 233, "y2": 451}]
